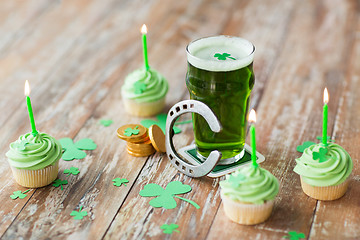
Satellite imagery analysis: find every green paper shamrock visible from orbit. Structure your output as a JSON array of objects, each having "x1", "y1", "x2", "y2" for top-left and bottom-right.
[
  {"x1": 227, "y1": 173, "x2": 246, "y2": 188},
  {"x1": 64, "y1": 167, "x2": 80, "y2": 176},
  {"x1": 141, "y1": 113, "x2": 181, "y2": 134},
  {"x1": 13, "y1": 139, "x2": 29, "y2": 151},
  {"x1": 70, "y1": 206, "x2": 88, "y2": 220},
  {"x1": 160, "y1": 223, "x2": 180, "y2": 234},
  {"x1": 99, "y1": 119, "x2": 113, "y2": 127},
  {"x1": 312, "y1": 147, "x2": 328, "y2": 163},
  {"x1": 214, "y1": 52, "x2": 236, "y2": 60},
  {"x1": 112, "y1": 178, "x2": 129, "y2": 187},
  {"x1": 59, "y1": 138, "x2": 97, "y2": 161},
  {"x1": 124, "y1": 126, "x2": 140, "y2": 136},
  {"x1": 296, "y1": 141, "x2": 316, "y2": 153},
  {"x1": 10, "y1": 190, "x2": 30, "y2": 200},
  {"x1": 134, "y1": 81, "x2": 147, "y2": 94},
  {"x1": 316, "y1": 136, "x2": 334, "y2": 142},
  {"x1": 283, "y1": 231, "x2": 306, "y2": 240},
  {"x1": 52, "y1": 179, "x2": 68, "y2": 190},
  {"x1": 139, "y1": 181, "x2": 200, "y2": 209}
]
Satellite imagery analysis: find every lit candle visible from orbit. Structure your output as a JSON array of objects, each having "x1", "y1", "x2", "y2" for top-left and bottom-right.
[
  {"x1": 248, "y1": 109, "x2": 258, "y2": 168},
  {"x1": 141, "y1": 24, "x2": 150, "y2": 71},
  {"x1": 24, "y1": 80, "x2": 38, "y2": 136},
  {"x1": 322, "y1": 88, "x2": 329, "y2": 146}
]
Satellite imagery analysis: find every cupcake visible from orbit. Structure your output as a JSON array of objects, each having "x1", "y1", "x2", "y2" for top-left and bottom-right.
[
  {"x1": 121, "y1": 67, "x2": 168, "y2": 117},
  {"x1": 293, "y1": 142, "x2": 352, "y2": 200},
  {"x1": 219, "y1": 165, "x2": 279, "y2": 225},
  {"x1": 6, "y1": 132, "x2": 62, "y2": 188}
]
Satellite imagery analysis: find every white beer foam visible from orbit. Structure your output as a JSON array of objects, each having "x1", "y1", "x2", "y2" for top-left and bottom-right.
[{"x1": 186, "y1": 36, "x2": 255, "y2": 72}]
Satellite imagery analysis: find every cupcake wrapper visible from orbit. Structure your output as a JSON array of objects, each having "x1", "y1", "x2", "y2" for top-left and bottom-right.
[
  {"x1": 10, "y1": 160, "x2": 59, "y2": 188},
  {"x1": 300, "y1": 177, "x2": 349, "y2": 201},
  {"x1": 220, "y1": 192, "x2": 274, "y2": 225},
  {"x1": 122, "y1": 97, "x2": 165, "y2": 117}
]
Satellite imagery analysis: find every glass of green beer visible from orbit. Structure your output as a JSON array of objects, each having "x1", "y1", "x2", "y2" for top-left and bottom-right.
[{"x1": 186, "y1": 35, "x2": 255, "y2": 164}]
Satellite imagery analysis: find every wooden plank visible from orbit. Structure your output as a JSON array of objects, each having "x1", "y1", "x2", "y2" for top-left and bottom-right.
[
  {"x1": 0, "y1": 0, "x2": 146, "y2": 237},
  {"x1": 102, "y1": 0, "x2": 301, "y2": 239},
  {"x1": 309, "y1": 0, "x2": 360, "y2": 238},
  {"x1": 208, "y1": 0, "x2": 357, "y2": 239}
]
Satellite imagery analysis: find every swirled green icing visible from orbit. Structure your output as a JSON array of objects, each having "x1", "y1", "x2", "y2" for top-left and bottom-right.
[
  {"x1": 220, "y1": 166, "x2": 279, "y2": 204},
  {"x1": 121, "y1": 67, "x2": 168, "y2": 103},
  {"x1": 293, "y1": 143, "x2": 352, "y2": 186},
  {"x1": 6, "y1": 132, "x2": 62, "y2": 170}
]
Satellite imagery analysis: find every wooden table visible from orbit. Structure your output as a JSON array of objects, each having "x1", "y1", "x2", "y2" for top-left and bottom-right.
[{"x1": 0, "y1": 0, "x2": 359, "y2": 239}]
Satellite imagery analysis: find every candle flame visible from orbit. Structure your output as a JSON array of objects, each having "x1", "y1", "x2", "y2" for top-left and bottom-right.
[
  {"x1": 249, "y1": 109, "x2": 256, "y2": 123},
  {"x1": 323, "y1": 88, "x2": 329, "y2": 104},
  {"x1": 141, "y1": 24, "x2": 147, "y2": 34},
  {"x1": 24, "y1": 80, "x2": 30, "y2": 96}
]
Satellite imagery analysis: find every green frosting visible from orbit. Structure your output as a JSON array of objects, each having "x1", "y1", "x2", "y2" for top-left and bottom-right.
[
  {"x1": 220, "y1": 165, "x2": 279, "y2": 204},
  {"x1": 121, "y1": 67, "x2": 168, "y2": 103},
  {"x1": 293, "y1": 143, "x2": 352, "y2": 187},
  {"x1": 6, "y1": 132, "x2": 62, "y2": 170}
]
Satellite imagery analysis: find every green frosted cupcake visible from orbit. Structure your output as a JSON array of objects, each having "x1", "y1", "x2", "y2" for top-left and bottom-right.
[
  {"x1": 121, "y1": 67, "x2": 168, "y2": 117},
  {"x1": 294, "y1": 142, "x2": 352, "y2": 200},
  {"x1": 220, "y1": 165, "x2": 279, "y2": 225},
  {"x1": 6, "y1": 132, "x2": 62, "y2": 188}
]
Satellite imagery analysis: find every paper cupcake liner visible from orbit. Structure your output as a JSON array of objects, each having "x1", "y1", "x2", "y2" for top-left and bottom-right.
[
  {"x1": 10, "y1": 160, "x2": 59, "y2": 188},
  {"x1": 122, "y1": 97, "x2": 166, "y2": 117},
  {"x1": 220, "y1": 192, "x2": 275, "y2": 225},
  {"x1": 300, "y1": 177, "x2": 349, "y2": 201}
]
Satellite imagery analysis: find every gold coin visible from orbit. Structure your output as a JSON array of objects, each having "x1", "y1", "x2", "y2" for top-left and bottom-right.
[
  {"x1": 127, "y1": 140, "x2": 155, "y2": 152},
  {"x1": 126, "y1": 146, "x2": 155, "y2": 157},
  {"x1": 149, "y1": 125, "x2": 166, "y2": 152},
  {"x1": 117, "y1": 124, "x2": 148, "y2": 143}
]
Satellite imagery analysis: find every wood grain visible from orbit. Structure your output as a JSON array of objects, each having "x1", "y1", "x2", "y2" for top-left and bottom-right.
[{"x1": 0, "y1": 0, "x2": 359, "y2": 239}]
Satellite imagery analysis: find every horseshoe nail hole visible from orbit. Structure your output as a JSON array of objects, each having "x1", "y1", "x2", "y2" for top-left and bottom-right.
[
  {"x1": 190, "y1": 104, "x2": 194, "y2": 108},
  {"x1": 189, "y1": 169, "x2": 193, "y2": 174},
  {"x1": 183, "y1": 105, "x2": 188, "y2": 109},
  {"x1": 176, "y1": 106, "x2": 180, "y2": 112},
  {"x1": 182, "y1": 165, "x2": 186, "y2": 171},
  {"x1": 175, "y1": 161, "x2": 179, "y2": 166},
  {"x1": 169, "y1": 154, "x2": 173, "y2": 160},
  {"x1": 170, "y1": 111, "x2": 174, "y2": 116}
]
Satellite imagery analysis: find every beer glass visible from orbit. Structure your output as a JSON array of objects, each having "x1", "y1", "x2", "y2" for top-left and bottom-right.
[{"x1": 186, "y1": 35, "x2": 255, "y2": 164}]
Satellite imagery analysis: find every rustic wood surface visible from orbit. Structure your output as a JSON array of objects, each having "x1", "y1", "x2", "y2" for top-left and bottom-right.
[{"x1": 0, "y1": 0, "x2": 359, "y2": 239}]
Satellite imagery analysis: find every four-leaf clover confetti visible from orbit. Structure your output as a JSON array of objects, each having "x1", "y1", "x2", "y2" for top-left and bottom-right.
[
  {"x1": 10, "y1": 190, "x2": 30, "y2": 200},
  {"x1": 52, "y1": 179, "x2": 68, "y2": 190},
  {"x1": 99, "y1": 119, "x2": 113, "y2": 127},
  {"x1": 312, "y1": 147, "x2": 328, "y2": 163},
  {"x1": 160, "y1": 223, "x2": 180, "y2": 234},
  {"x1": 133, "y1": 81, "x2": 147, "y2": 94},
  {"x1": 139, "y1": 181, "x2": 200, "y2": 209},
  {"x1": 70, "y1": 206, "x2": 88, "y2": 220},
  {"x1": 112, "y1": 178, "x2": 129, "y2": 187},
  {"x1": 13, "y1": 139, "x2": 30, "y2": 151},
  {"x1": 141, "y1": 113, "x2": 181, "y2": 134},
  {"x1": 59, "y1": 138, "x2": 97, "y2": 161},
  {"x1": 214, "y1": 52, "x2": 236, "y2": 60},
  {"x1": 64, "y1": 167, "x2": 80, "y2": 176},
  {"x1": 296, "y1": 141, "x2": 316, "y2": 153},
  {"x1": 124, "y1": 126, "x2": 140, "y2": 136},
  {"x1": 283, "y1": 231, "x2": 306, "y2": 240}
]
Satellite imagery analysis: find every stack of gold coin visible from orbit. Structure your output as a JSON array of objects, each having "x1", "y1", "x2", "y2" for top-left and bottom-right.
[
  {"x1": 117, "y1": 124, "x2": 167, "y2": 157},
  {"x1": 117, "y1": 124, "x2": 155, "y2": 157}
]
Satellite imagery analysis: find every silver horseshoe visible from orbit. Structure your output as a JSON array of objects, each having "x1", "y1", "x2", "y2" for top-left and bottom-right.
[{"x1": 165, "y1": 100, "x2": 222, "y2": 177}]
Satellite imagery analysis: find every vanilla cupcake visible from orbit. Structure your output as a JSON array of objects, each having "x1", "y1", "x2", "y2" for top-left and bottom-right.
[
  {"x1": 219, "y1": 165, "x2": 279, "y2": 225},
  {"x1": 294, "y1": 143, "x2": 352, "y2": 200},
  {"x1": 6, "y1": 132, "x2": 62, "y2": 188},
  {"x1": 121, "y1": 67, "x2": 168, "y2": 117}
]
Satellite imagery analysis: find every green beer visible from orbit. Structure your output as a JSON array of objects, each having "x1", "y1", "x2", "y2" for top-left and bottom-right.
[{"x1": 186, "y1": 36, "x2": 255, "y2": 163}]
